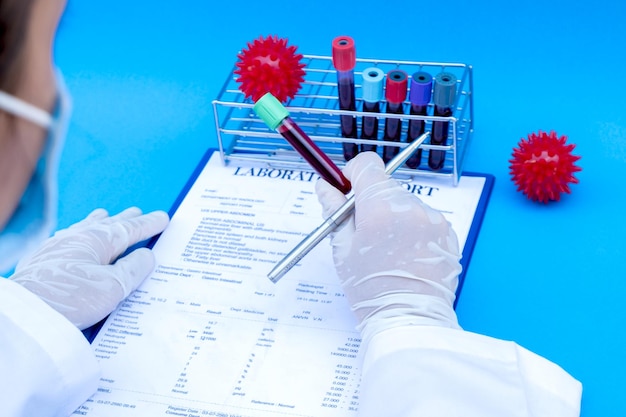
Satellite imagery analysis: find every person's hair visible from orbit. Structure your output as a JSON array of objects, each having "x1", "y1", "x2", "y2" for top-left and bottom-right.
[{"x1": 0, "y1": 0, "x2": 34, "y2": 94}]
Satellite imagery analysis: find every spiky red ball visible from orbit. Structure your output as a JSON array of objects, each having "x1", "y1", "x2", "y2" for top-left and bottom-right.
[
  {"x1": 509, "y1": 131, "x2": 581, "y2": 203},
  {"x1": 234, "y1": 35, "x2": 306, "y2": 103}
]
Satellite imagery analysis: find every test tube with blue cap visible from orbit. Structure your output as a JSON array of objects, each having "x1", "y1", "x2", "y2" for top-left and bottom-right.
[
  {"x1": 406, "y1": 71, "x2": 432, "y2": 168},
  {"x1": 360, "y1": 67, "x2": 384, "y2": 152}
]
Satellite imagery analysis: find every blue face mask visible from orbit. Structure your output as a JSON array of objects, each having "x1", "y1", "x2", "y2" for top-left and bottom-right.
[{"x1": 0, "y1": 72, "x2": 71, "y2": 275}]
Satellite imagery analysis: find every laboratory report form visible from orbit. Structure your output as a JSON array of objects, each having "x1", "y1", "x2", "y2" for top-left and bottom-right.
[{"x1": 75, "y1": 151, "x2": 493, "y2": 417}]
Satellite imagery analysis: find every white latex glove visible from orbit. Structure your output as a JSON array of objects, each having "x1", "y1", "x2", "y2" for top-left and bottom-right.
[
  {"x1": 315, "y1": 152, "x2": 462, "y2": 343},
  {"x1": 11, "y1": 207, "x2": 169, "y2": 329}
]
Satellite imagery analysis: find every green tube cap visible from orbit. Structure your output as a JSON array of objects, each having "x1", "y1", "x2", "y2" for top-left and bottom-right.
[{"x1": 253, "y1": 93, "x2": 290, "y2": 130}]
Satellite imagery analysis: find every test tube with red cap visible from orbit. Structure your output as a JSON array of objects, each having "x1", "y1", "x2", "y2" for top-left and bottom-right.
[
  {"x1": 406, "y1": 71, "x2": 433, "y2": 168},
  {"x1": 382, "y1": 69, "x2": 408, "y2": 163},
  {"x1": 429, "y1": 72, "x2": 457, "y2": 171},
  {"x1": 332, "y1": 36, "x2": 358, "y2": 161}
]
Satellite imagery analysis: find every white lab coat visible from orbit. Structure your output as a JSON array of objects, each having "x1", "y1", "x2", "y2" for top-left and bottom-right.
[
  {"x1": 0, "y1": 278, "x2": 100, "y2": 417},
  {"x1": 359, "y1": 326, "x2": 582, "y2": 416},
  {"x1": 0, "y1": 277, "x2": 581, "y2": 417}
]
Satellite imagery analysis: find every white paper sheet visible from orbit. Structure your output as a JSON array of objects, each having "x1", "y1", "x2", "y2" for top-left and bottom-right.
[{"x1": 74, "y1": 152, "x2": 488, "y2": 417}]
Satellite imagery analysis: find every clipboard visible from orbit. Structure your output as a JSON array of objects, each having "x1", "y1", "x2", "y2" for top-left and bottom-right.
[
  {"x1": 80, "y1": 149, "x2": 494, "y2": 416},
  {"x1": 162, "y1": 148, "x2": 494, "y2": 304}
]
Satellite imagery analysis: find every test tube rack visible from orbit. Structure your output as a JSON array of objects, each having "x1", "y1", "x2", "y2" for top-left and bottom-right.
[{"x1": 212, "y1": 55, "x2": 473, "y2": 185}]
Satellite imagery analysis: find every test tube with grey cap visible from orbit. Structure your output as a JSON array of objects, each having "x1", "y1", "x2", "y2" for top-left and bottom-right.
[
  {"x1": 360, "y1": 67, "x2": 385, "y2": 152},
  {"x1": 406, "y1": 71, "x2": 433, "y2": 169},
  {"x1": 428, "y1": 72, "x2": 457, "y2": 171}
]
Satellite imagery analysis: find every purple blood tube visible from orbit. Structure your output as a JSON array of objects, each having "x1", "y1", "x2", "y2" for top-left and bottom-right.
[
  {"x1": 406, "y1": 71, "x2": 433, "y2": 169},
  {"x1": 253, "y1": 93, "x2": 352, "y2": 194},
  {"x1": 332, "y1": 36, "x2": 358, "y2": 161},
  {"x1": 382, "y1": 70, "x2": 408, "y2": 163},
  {"x1": 360, "y1": 67, "x2": 384, "y2": 153},
  {"x1": 429, "y1": 72, "x2": 457, "y2": 171}
]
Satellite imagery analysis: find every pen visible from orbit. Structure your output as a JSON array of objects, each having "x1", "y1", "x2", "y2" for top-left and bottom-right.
[
  {"x1": 254, "y1": 93, "x2": 352, "y2": 194},
  {"x1": 332, "y1": 35, "x2": 358, "y2": 161},
  {"x1": 428, "y1": 71, "x2": 457, "y2": 171},
  {"x1": 382, "y1": 69, "x2": 408, "y2": 163},
  {"x1": 360, "y1": 67, "x2": 385, "y2": 152},
  {"x1": 406, "y1": 71, "x2": 433, "y2": 169},
  {"x1": 267, "y1": 131, "x2": 430, "y2": 283}
]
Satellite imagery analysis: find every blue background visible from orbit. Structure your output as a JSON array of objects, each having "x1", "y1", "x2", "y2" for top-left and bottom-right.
[{"x1": 54, "y1": 1, "x2": 626, "y2": 415}]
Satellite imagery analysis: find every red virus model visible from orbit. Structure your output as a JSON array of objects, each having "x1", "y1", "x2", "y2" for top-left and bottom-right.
[
  {"x1": 234, "y1": 35, "x2": 306, "y2": 103},
  {"x1": 509, "y1": 130, "x2": 582, "y2": 203}
]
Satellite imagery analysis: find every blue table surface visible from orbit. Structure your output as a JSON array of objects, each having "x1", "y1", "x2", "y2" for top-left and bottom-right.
[{"x1": 54, "y1": 1, "x2": 626, "y2": 415}]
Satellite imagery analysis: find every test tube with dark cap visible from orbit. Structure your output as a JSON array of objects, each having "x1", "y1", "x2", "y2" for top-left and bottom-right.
[
  {"x1": 406, "y1": 71, "x2": 432, "y2": 169},
  {"x1": 382, "y1": 69, "x2": 408, "y2": 163},
  {"x1": 331, "y1": 36, "x2": 358, "y2": 161},
  {"x1": 360, "y1": 67, "x2": 384, "y2": 153},
  {"x1": 429, "y1": 72, "x2": 457, "y2": 171}
]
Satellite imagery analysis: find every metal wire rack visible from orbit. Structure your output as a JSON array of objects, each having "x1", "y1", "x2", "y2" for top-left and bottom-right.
[{"x1": 212, "y1": 54, "x2": 473, "y2": 185}]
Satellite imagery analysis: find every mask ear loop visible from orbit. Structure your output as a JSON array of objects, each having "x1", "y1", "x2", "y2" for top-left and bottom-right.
[{"x1": 0, "y1": 90, "x2": 53, "y2": 129}]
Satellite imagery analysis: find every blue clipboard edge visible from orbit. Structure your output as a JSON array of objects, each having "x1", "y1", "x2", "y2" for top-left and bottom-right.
[
  {"x1": 85, "y1": 149, "x2": 493, "y2": 342},
  {"x1": 454, "y1": 171, "x2": 495, "y2": 307}
]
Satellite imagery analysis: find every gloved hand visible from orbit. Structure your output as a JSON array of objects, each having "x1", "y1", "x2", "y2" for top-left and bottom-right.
[
  {"x1": 315, "y1": 152, "x2": 462, "y2": 343},
  {"x1": 11, "y1": 207, "x2": 169, "y2": 330}
]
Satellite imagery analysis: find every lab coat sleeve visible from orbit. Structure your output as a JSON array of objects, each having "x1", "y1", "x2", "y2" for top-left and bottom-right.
[
  {"x1": 0, "y1": 277, "x2": 100, "y2": 417},
  {"x1": 358, "y1": 326, "x2": 582, "y2": 417}
]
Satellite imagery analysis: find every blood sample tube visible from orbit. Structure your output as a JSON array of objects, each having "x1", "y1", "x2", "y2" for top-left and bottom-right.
[
  {"x1": 429, "y1": 72, "x2": 457, "y2": 171},
  {"x1": 332, "y1": 36, "x2": 358, "y2": 161},
  {"x1": 360, "y1": 67, "x2": 384, "y2": 153},
  {"x1": 406, "y1": 71, "x2": 432, "y2": 169},
  {"x1": 382, "y1": 69, "x2": 408, "y2": 163},
  {"x1": 253, "y1": 93, "x2": 352, "y2": 194}
]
